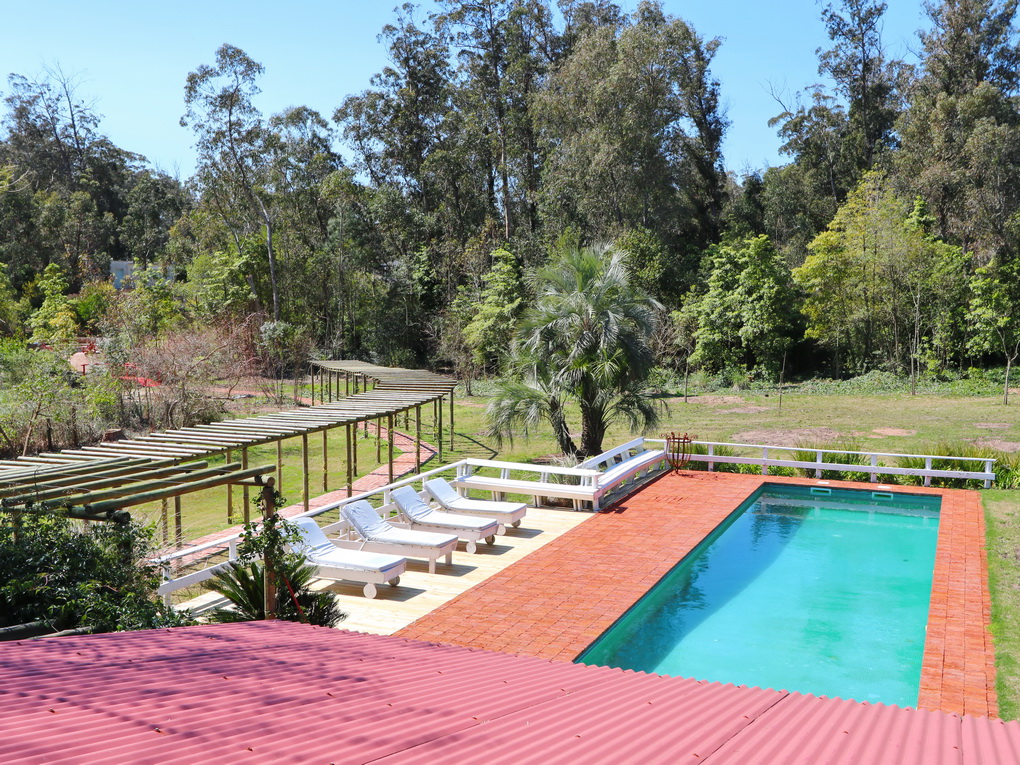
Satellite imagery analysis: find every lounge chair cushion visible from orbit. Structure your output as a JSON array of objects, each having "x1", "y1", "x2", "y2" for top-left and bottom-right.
[
  {"x1": 424, "y1": 478, "x2": 528, "y2": 515},
  {"x1": 343, "y1": 500, "x2": 458, "y2": 549},
  {"x1": 392, "y1": 486, "x2": 498, "y2": 534},
  {"x1": 291, "y1": 518, "x2": 404, "y2": 573}
]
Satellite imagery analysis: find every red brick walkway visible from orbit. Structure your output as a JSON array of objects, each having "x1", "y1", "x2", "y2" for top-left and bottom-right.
[{"x1": 396, "y1": 471, "x2": 996, "y2": 718}]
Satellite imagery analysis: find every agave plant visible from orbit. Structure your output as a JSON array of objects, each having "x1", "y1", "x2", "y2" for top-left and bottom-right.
[{"x1": 207, "y1": 556, "x2": 346, "y2": 628}]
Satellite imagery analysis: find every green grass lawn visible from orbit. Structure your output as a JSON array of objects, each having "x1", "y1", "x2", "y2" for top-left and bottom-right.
[{"x1": 149, "y1": 381, "x2": 1020, "y2": 717}]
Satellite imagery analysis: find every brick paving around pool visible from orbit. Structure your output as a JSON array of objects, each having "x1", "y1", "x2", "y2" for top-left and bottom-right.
[{"x1": 395, "y1": 471, "x2": 996, "y2": 718}]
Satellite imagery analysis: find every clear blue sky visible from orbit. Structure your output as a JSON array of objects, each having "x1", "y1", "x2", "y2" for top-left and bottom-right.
[{"x1": 2, "y1": 1, "x2": 930, "y2": 179}]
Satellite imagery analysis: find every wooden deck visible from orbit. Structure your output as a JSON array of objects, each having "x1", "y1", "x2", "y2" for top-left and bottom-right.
[{"x1": 310, "y1": 507, "x2": 591, "y2": 635}]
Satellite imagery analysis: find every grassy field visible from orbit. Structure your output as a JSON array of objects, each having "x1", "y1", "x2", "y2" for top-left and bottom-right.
[{"x1": 146, "y1": 379, "x2": 1020, "y2": 717}]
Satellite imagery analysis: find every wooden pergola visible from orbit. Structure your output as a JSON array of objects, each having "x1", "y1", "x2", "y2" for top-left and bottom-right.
[
  {"x1": 0, "y1": 363, "x2": 457, "y2": 545},
  {"x1": 310, "y1": 360, "x2": 458, "y2": 455},
  {"x1": 0, "y1": 456, "x2": 275, "y2": 531}
]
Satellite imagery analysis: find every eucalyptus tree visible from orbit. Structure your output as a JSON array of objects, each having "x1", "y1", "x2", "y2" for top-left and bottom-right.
[
  {"x1": 765, "y1": 0, "x2": 902, "y2": 261},
  {"x1": 534, "y1": 2, "x2": 727, "y2": 260},
  {"x1": 436, "y1": 0, "x2": 557, "y2": 240},
  {"x1": 182, "y1": 45, "x2": 282, "y2": 319},
  {"x1": 895, "y1": 0, "x2": 1020, "y2": 253},
  {"x1": 487, "y1": 244, "x2": 660, "y2": 457}
]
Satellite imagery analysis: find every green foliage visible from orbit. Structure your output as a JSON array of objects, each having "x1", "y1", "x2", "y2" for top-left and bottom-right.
[
  {"x1": 0, "y1": 513, "x2": 190, "y2": 632},
  {"x1": 686, "y1": 235, "x2": 799, "y2": 378},
  {"x1": 968, "y1": 259, "x2": 1020, "y2": 403},
  {"x1": 795, "y1": 173, "x2": 969, "y2": 376},
  {"x1": 0, "y1": 342, "x2": 120, "y2": 457},
  {"x1": 463, "y1": 248, "x2": 523, "y2": 371},
  {"x1": 28, "y1": 264, "x2": 79, "y2": 344}
]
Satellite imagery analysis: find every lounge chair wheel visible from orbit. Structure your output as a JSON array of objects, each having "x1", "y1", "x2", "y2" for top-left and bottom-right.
[
  {"x1": 363, "y1": 583, "x2": 378, "y2": 599},
  {"x1": 512, "y1": 520, "x2": 521, "y2": 528},
  {"x1": 389, "y1": 576, "x2": 400, "y2": 587},
  {"x1": 495, "y1": 525, "x2": 507, "y2": 536},
  {"x1": 485, "y1": 535, "x2": 496, "y2": 545},
  {"x1": 466, "y1": 540, "x2": 478, "y2": 554}
]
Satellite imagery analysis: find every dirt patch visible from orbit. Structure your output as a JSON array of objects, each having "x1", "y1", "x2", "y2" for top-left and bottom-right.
[
  {"x1": 719, "y1": 406, "x2": 770, "y2": 414},
  {"x1": 872, "y1": 427, "x2": 916, "y2": 437},
  {"x1": 976, "y1": 423, "x2": 1012, "y2": 430},
  {"x1": 456, "y1": 400, "x2": 488, "y2": 408},
  {"x1": 974, "y1": 439, "x2": 1020, "y2": 453},
  {"x1": 731, "y1": 427, "x2": 843, "y2": 447},
  {"x1": 669, "y1": 395, "x2": 746, "y2": 406}
]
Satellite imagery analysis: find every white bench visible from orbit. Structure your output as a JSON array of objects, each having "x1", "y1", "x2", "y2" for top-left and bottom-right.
[
  {"x1": 451, "y1": 458, "x2": 600, "y2": 511},
  {"x1": 583, "y1": 438, "x2": 666, "y2": 506}
]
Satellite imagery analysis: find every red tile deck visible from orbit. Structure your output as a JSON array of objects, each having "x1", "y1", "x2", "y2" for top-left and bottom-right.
[{"x1": 396, "y1": 471, "x2": 996, "y2": 718}]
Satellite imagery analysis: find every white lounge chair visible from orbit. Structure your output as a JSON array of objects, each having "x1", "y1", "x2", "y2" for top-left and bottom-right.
[
  {"x1": 342, "y1": 499, "x2": 458, "y2": 574},
  {"x1": 424, "y1": 477, "x2": 528, "y2": 534},
  {"x1": 290, "y1": 517, "x2": 406, "y2": 599},
  {"x1": 391, "y1": 486, "x2": 499, "y2": 554}
]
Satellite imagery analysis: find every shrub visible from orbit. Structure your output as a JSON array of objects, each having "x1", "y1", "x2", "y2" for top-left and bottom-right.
[
  {"x1": 897, "y1": 442, "x2": 1003, "y2": 489},
  {"x1": 0, "y1": 513, "x2": 190, "y2": 632}
]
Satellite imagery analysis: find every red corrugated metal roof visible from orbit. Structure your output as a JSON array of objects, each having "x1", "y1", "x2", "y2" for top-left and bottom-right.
[{"x1": 0, "y1": 621, "x2": 1016, "y2": 764}]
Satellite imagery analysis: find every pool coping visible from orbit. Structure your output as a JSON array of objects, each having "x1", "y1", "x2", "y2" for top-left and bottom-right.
[{"x1": 395, "y1": 471, "x2": 996, "y2": 718}]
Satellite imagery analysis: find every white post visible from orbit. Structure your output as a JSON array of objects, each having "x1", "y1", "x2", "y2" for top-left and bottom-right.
[
  {"x1": 924, "y1": 457, "x2": 932, "y2": 487},
  {"x1": 815, "y1": 450, "x2": 823, "y2": 479},
  {"x1": 985, "y1": 459, "x2": 994, "y2": 489},
  {"x1": 870, "y1": 455, "x2": 878, "y2": 483},
  {"x1": 708, "y1": 444, "x2": 715, "y2": 472},
  {"x1": 762, "y1": 447, "x2": 769, "y2": 476}
]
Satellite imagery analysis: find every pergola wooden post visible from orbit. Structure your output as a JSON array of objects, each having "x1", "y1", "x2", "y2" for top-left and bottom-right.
[
  {"x1": 415, "y1": 405, "x2": 422, "y2": 473},
  {"x1": 345, "y1": 423, "x2": 353, "y2": 496},
  {"x1": 376, "y1": 417, "x2": 382, "y2": 462},
  {"x1": 387, "y1": 413, "x2": 395, "y2": 483},
  {"x1": 260, "y1": 477, "x2": 277, "y2": 620},
  {"x1": 437, "y1": 395, "x2": 444, "y2": 460},
  {"x1": 226, "y1": 448, "x2": 234, "y2": 523},
  {"x1": 351, "y1": 419, "x2": 358, "y2": 476},
  {"x1": 310, "y1": 364, "x2": 315, "y2": 404},
  {"x1": 301, "y1": 433, "x2": 310, "y2": 512},
  {"x1": 449, "y1": 389, "x2": 454, "y2": 451},
  {"x1": 345, "y1": 373, "x2": 350, "y2": 396},
  {"x1": 242, "y1": 447, "x2": 250, "y2": 524},
  {"x1": 160, "y1": 498, "x2": 169, "y2": 543},
  {"x1": 174, "y1": 496, "x2": 183, "y2": 546},
  {"x1": 276, "y1": 441, "x2": 283, "y2": 487},
  {"x1": 321, "y1": 429, "x2": 328, "y2": 492}
]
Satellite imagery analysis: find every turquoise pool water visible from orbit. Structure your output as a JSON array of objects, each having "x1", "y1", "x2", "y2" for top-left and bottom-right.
[{"x1": 577, "y1": 485, "x2": 941, "y2": 707}]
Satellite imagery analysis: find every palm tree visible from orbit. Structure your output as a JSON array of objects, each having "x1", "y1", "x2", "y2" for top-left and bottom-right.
[{"x1": 487, "y1": 244, "x2": 662, "y2": 457}]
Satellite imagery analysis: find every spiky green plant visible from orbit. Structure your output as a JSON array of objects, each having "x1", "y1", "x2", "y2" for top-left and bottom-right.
[{"x1": 207, "y1": 557, "x2": 345, "y2": 627}]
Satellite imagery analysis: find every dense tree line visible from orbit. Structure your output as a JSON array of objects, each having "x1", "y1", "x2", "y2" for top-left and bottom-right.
[{"x1": 2, "y1": 0, "x2": 1020, "y2": 406}]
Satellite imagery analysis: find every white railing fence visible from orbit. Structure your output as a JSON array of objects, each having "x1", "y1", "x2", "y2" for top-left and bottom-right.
[{"x1": 643, "y1": 439, "x2": 996, "y2": 489}]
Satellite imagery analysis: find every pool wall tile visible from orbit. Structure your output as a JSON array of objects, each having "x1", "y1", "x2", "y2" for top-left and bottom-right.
[{"x1": 395, "y1": 472, "x2": 997, "y2": 719}]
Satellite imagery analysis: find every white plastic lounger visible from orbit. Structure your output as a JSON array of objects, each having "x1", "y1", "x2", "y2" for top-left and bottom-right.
[
  {"x1": 424, "y1": 477, "x2": 527, "y2": 534},
  {"x1": 342, "y1": 500, "x2": 458, "y2": 574},
  {"x1": 391, "y1": 486, "x2": 499, "y2": 554},
  {"x1": 291, "y1": 518, "x2": 406, "y2": 599}
]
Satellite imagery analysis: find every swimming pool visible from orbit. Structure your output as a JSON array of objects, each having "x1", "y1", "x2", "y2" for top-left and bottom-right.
[{"x1": 576, "y1": 485, "x2": 941, "y2": 707}]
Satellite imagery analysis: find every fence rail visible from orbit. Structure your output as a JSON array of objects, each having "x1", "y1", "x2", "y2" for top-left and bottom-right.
[{"x1": 643, "y1": 439, "x2": 996, "y2": 488}]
